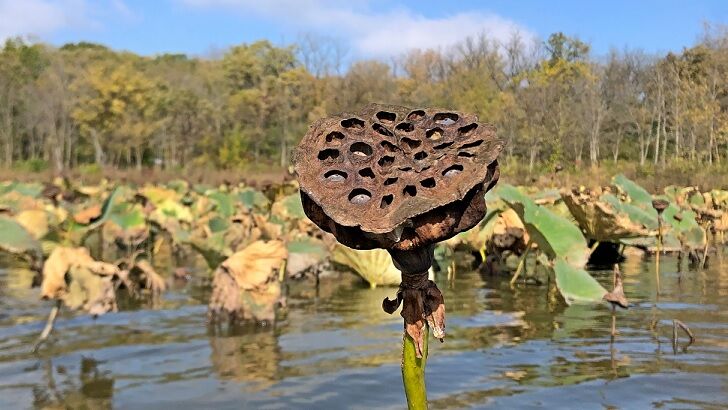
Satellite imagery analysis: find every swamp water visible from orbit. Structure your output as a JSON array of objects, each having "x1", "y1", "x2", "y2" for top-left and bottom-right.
[{"x1": 0, "y1": 251, "x2": 727, "y2": 409}]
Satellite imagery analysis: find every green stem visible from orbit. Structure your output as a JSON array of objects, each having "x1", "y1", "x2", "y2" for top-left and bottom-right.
[
  {"x1": 656, "y1": 217, "x2": 662, "y2": 293},
  {"x1": 402, "y1": 324, "x2": 428, "y2": 410}
]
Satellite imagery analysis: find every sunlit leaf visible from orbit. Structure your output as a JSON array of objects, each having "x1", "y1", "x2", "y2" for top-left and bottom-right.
[
  {"x1": 331, "y1": 245, "x2": 400, "y2": 288},
  {"x1": 14, "y1": 209, "x2": 49, "y2": 240},
  {"x1": 0, "y1": 216, "x2": 42, "y2": 257},
  {"x1": 553, "y1": 258, "x2": 607, "y2": 305},
  {"x1": 40, "y1": 246, "x2": 119, "y2": 315},
  {"x1": 498, "y1": 184, "x2": 590, "y2": 267}
]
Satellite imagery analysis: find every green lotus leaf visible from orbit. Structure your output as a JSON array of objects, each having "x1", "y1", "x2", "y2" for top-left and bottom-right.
[
  {"x1": 237, "y1": 188, "x2": 270, "y2": 211},
  {"x1": 0, "y1": 181, "x2": 44, "y2": 198},
  {"x1": 69, "y1": 186, "x2": 121, "y2": 232},
  {"x1": 287, "y1": 237, "x2": 327, "y2": 257},
  {"x1": 553, "y1": 258, "x2": 607, "y2": 305},
  {"x1": 600, "y1": 193, "x2": 658, "y2": 230},
  {"x1": 271, "y1": 193, "x2": 306, "y2": 221},
  {"x1": 209, "y1": 191, "x2": 235, "y2": 218},
  {"x1": 498, "y1": 184, "x2": 590, "y2": 268},
  {"x1": 208, "y1": 216, "x2": 230, "y2": 233},
  {"x1": 612, "y1": 173, "x2": 652, "y2": 206},
  {"x1": 0, "y1": 216, "x2": 42, "y2": 258},
  {"x1": 286, "y1": 237, "x2": 329, "y2": 277},
  {"x1": 166, "y1": 179, "x2": 190, "y2": 193},
  {"x1": 668, "y1": 209, "x2": 707, "y2": 250},
  {"x1": 189, "y1": 231, "x2": 229, "y2": 270},
  {"x1": 711, "y1": 189, "x2": 728, "y2": 209},
  {"x1": 153, "y1": 199, "x2": 193, "y2": 223}
]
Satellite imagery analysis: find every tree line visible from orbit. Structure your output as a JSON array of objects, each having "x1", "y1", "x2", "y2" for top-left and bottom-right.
[{"x1": 0, "y1": 27, "x2": 726, "y2": 174}]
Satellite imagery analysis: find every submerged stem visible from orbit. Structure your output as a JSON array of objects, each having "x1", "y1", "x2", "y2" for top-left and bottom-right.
[
  {"x1": 656, "y1": 216, "x2": 662, "y2": 294},
  {"x1": 510, "y1": 239, "x2": 533, "y2": 286},
  {"x1": 33, "y1": 300, "x2": 62, "y2": 353},
  {"x1": 402, "y1": 324, "x2": 428, "y2": 410}
]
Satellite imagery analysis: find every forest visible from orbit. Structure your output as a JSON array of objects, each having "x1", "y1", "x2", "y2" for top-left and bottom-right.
[{"x1": 0, "y1": 27, "x2": 727, "y2": 178}]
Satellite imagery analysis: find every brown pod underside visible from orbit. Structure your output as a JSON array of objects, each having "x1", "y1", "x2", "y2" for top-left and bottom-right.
[{"x1": 294, "y1": 103, "x2": 503, "y2": 251}]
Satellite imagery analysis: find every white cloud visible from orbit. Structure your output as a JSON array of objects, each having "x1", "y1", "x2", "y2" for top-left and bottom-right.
[
  {"x1": 179, "y1": 0, "x2": 535, "y2": 57},
  {"x1": 0, "y1": 0, "x2": 89, "y2": 41},
  {"x1": 351, "y1": 11, "x2": 532, "y2": 57},
  {"x1": 0, "y1": 0, "x2": 140, "y2": 43}
]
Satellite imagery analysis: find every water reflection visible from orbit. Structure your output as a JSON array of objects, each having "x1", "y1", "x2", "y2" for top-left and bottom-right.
[
  {"x1": 32, "y1": 357, "x2": 113, "y2": 409},
  {"x1": 0, "y1": 250, "x2": 727, "y2": 408},
  {"x1": 208, "y1": 325, "x2": 281, "y2": 390}
]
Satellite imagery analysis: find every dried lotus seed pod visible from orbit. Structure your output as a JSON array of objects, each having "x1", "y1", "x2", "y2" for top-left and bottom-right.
[
  {"x1": 294, "y1": 103, "x2": 503, "y2": 253},
  {"x1": 295, "y1": 103, "x2": 504, "y2": 359}
]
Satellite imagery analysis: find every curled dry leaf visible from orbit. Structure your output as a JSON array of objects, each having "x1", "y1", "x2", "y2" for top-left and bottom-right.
[
  {"x1": 208, "y1": 240, "x2": 288, "y2": 323},
  {"x1": 603, "y1": 265, "x2": 628, "y2": 309},
  {"x1": 73, "y1": 204, "x2": 102, "y2": 224},
  {"x1": 132, "y1": 259, "x2": 167, "y2": 295},
  {"x1": 383, "y1": 274, "x2": 445, "y2": 358},
  {"x1": 561, "y1": 188, "x2": 655, "y2": 242},
  {"x1": 488, "y1": 208, "x2": 529, "y2": 254},
  {"x1": 252, "y1": 213, "x2": 283, "y2": 241},
  {"x1": 223, "y1": 240, "x2": 287, "y2": 290},
  {"x1": 209, "y1": 267, "x2": 241, "y2": 320},
  {"x1": 40, "y1": 246, "x2": 120, "y2": 315}
]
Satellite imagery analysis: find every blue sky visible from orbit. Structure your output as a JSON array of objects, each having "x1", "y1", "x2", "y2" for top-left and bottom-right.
[{"x1": 2, "y1": 0, "x2": 726, "y2": 59}]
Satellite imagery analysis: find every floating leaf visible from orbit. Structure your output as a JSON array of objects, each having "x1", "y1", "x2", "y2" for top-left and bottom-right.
[{"x1": 553, "y1": 258, "x2": 607, "y2": 305}]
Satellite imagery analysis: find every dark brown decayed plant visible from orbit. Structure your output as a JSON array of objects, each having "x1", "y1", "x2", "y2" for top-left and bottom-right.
[{"x1": 295, "y1": 103, "x2": 503, "y2": 365}]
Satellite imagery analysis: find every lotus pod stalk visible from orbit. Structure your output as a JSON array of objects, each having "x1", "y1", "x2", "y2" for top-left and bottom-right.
[{"x1": 652, "y1": 198, "x2": 668, "y2": 293}]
